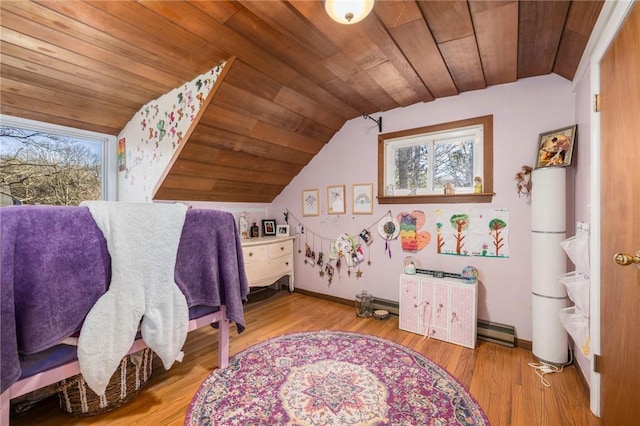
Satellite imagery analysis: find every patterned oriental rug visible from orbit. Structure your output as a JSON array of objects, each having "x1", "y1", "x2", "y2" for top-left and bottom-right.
[{"x1": 186, "y1": 331, "x2": 489, "y2": 425}]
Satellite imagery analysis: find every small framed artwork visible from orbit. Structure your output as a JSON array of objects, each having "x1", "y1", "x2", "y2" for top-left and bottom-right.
[
  {"x1": 262, "y1": 219, "x2": 276, "y2": 236},
  {"x1": 327, "y1": 185, "x2": 346, "y2": 215},
  {"x1": 276, "y1": 224, "x2": 290, "y2": 237},
  {"x1": 302, "y1": 189, "x2": 319, "y2": 216},
  {"x1": 535, "y1": 125, "x2": 577, "y2": 168},
  {"x1": 352, "y1": 183, "x2": 373, "y2": 214},
  {"x1": 117, "y1": 137, "x2": 126, "y2": 172}
]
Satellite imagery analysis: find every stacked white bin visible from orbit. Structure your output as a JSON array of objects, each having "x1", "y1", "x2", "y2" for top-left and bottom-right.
[
  {"x1": 531, "y1": 168, "x2": 568, "y2": 365},
  {"x1": 559, "y1": 227, "x2": 591, "y2": 357}
]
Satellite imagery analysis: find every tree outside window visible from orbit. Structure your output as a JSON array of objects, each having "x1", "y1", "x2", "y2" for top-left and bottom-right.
[{"x1": 0, "y1": 126, "x2": 103, "y2": 206}]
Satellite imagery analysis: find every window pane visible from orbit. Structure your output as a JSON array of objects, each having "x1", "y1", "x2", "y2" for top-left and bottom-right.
[
  {"x1": 0, "y1": 126, "x2": 103, "y2": 206},
  {"x1": 433, "y1": 139, "x2": 474, "y2": 189},
  {"x1": 394, "y1": 144, "x2": 429, "y2": 193}
]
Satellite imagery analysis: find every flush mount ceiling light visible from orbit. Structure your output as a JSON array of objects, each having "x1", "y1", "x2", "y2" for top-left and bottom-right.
[{"x1": 324, "y1": 0, "x2": 375, "y2": 25}]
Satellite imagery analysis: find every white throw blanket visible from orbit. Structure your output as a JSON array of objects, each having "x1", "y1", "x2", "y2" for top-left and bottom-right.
[{"x1": 78, "y1": 201, "x2": 189, "y2": 396}]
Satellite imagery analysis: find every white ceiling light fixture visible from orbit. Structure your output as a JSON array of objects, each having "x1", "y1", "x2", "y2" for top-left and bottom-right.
[{"x1": 324, "y1": 0, "x2": 375, "y2": 25}]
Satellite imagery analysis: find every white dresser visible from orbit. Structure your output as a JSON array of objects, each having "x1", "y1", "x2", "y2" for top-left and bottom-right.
[
  {"x1": 241, "y1": 236, "x2": 295, "y2": 292},
  {"x1": 399, "y1": 273, "x2": 477, "y2": 349}
]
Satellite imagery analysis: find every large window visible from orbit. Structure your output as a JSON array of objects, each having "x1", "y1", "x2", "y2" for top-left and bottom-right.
[
  {"x1": 378, "y1": 115, "x2": 493, "y2": 204},
  {"x1": 0, "y1": 115, "x2": 116, "y2": 206}
]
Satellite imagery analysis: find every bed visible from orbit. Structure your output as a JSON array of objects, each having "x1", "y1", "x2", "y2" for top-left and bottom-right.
[{"x1": 0, "y1": 205, "x2": 250, "y2": 424}]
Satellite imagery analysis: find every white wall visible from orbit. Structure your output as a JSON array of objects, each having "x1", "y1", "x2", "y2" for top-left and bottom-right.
[{"x1": 271, "y1": 74, "x2": 576, "y2": 341}]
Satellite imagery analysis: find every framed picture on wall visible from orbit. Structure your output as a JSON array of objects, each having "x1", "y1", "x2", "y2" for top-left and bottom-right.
[
  {"x1": 262, "y1": 219, "x2": 276, "y2": 236},
  {"x1": 535, "y1": 125, "x2": 577, "y2": 168},
  {"x1": 352, "y1": 183, "x2": 373, "y2": 214},
  {"x1": 302, "y1": 189, "x2": 319, "y2": 216},
  {"x1": 327, "y1": 185, "x2": 346, "y2": 215}
]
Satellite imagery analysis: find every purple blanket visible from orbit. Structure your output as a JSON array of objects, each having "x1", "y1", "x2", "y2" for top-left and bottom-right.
[{"x1": 1, "y1": 205, "x2": 249, "y2": 393}]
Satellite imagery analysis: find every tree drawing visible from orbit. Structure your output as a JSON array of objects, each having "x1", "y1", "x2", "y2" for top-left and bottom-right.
[
  {"x1": 436, "y1": 222, "x2": 445, "y2": 253},
  {"x1": 489, "y1": 218, "x2": 507, "y2": 256},
  {"x1": 449, "y1": 214, "x2": 470, "y2": 254}
]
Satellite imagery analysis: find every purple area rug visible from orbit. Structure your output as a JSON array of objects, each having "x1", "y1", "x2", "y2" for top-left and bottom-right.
[{"x1": 186, "y1": 330, "x2": 489, "y2": 425}]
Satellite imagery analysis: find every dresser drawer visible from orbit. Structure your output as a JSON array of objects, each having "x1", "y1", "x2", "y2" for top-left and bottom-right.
[
  {"x1": 242, "y1": 245, "x2": 268, "y2": 262},
  {"x1": 244, "y1": 258, "x2": 292, "y2": 285},
  {"x1": 267, "y1": 240, "x2": 293, "y2": 257}
]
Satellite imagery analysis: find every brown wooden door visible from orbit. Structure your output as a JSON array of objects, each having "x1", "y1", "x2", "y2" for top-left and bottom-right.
[{"x1": 599, "y1": 3, "x2": 640, "y2": 424}]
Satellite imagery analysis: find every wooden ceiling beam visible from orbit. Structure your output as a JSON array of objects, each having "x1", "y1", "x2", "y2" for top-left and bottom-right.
[
  {"x1": 190, "y1": 122, "x2": 315, "y2": 165},
  {"x1": 200, "y1": 104, "x2": 258, "y2": 137},
  {"x1": 418, "y1": 1, "x2": 474, "y2": 43},
  {"x1": 360, "y1": 11, "x2": 433, "y2": 104},
  {"x1": 250, "y1": 121, "x2": 326, "y2": 153},
  {"x1": 184, "y1": 0, "x2": 240, "y2": 25},
  {"x1": 154, "y1": 186, "x2": 280, "y2": 203},
  {"x1": 14, "y1": 1, "x2": 210, "y2": 80},
  {"x1": 79, "y1": 0, "x2": 232, "y2": 62},
  {"x1": 553, "y1": 0, "x2": 605, "y2": 80},
  {"x1": 274, "y1": 86, "x2": 345, "y2": 131},
  {"x1": 239, "y1": 0, "x2": 340, "y2": 59},
  {"x1": 287, "y1": 76, "x2": 362, "y2": 119},
  {"x1": 323, "y1": 51, "x2": 400, "y2": 111},
  {"x1": 144, "y1": 0, "x2": 301, "y2": 85},
  {"x1": 0, "y1": 77, "x2": 131, "y2": 125},
  {"x1": 1, "y1": 9, "x2": 182, "y2": 93},
  {"x1": 0, "y1": 58, "x2": 144, "y2": 111},
  {"x1": 0, "y1": 104, "x2": 119, "y2": 135},
  {"x1": 169, "y1": 159, "x2": 294, "y2": 186},
  {"x1": 470, "y1": 1, "x2": 519, "y2": 86},
  {"x1": 386, "y1": 20, "x2": 458, "y2": 98},
  {"x1": 225, "y1": 7, "x2": 338, "y2": 86},
  {"x1": 438, "y1": 36, "x2": 486, "y2": 93},
  {"x1": 517, "y1": 1, "x2": 570, "y2": 78}
]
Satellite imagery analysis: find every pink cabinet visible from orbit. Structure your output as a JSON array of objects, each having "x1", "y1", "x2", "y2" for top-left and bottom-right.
[{"x1": 399, "y1": 274, "x2": 477, "y2": 349}]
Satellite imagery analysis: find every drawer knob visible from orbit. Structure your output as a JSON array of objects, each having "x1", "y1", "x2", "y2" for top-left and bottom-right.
[
  {"x1": 248, "y1": 252, "x2": 253, "y2": 257},
  {"x1": 280, "y1": 246, "x2": 285, "y2": 251}
]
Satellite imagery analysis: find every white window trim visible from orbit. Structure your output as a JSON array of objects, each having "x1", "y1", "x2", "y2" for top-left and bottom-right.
[
  {"x1": 0, "y1": 114, "x2": 117, "y2": 201},
  {"x1": 384, "y1": 124, "x2": 483, "y2": 195}
]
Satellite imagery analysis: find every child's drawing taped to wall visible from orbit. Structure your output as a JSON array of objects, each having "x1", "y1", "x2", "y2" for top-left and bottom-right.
[{"x1": 436, "y1": 208, "x2": 510, "y2": 258}]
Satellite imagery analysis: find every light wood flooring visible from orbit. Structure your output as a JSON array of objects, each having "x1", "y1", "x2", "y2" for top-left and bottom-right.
[{"x1": 10, "y1": 291, "x2": 601, "y2": 426}]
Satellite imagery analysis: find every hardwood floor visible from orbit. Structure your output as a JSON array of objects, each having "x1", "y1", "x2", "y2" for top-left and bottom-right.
[{"x1": 10, "y1": 291, "x2": 601, "y2": 426}]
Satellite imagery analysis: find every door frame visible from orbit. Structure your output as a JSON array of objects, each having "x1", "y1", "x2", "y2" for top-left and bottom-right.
[{"x1": 573, "y1": 0, "x2": 636, "y2": 417}]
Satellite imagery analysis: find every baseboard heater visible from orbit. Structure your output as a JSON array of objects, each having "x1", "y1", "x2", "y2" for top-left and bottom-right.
[
  {"x1": 373, "y1": 298, "x2": 516, "y2": 347},
  {"x1": 371, "y1": 297, "x2": 400, "y2": 316},
  {"x1": 476, "y1": 319, "x2": 516, "y2": 347}
]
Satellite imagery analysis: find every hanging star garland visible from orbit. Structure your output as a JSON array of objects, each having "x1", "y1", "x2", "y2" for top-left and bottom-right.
[{"x1": 284, "y1": 209, "x2": 394, "y2": 284}]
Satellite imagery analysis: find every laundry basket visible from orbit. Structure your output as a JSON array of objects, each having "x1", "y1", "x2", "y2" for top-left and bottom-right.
[{"x1": 58, "y1": 348, "x2": 153, "y2": 416}]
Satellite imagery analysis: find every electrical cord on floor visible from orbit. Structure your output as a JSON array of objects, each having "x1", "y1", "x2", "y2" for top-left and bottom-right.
[{"x1": 528, "y1": 346, "x2": 574, "y2": 387}]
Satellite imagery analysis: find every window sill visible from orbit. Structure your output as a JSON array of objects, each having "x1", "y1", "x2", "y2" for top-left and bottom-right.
[{"x1": 377, "y1": 193, "x2": 495, "y2": 204}]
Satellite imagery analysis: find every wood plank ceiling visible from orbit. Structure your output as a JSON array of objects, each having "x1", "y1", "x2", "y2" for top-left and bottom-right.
[{"x1": 0, "y1": 0, "x2": 604, "y2": 202}]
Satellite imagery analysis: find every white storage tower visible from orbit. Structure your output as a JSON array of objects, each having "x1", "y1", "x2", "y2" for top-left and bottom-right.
[{"x1": 531, "y1": 167, "x2": 569, "y2": 365}]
